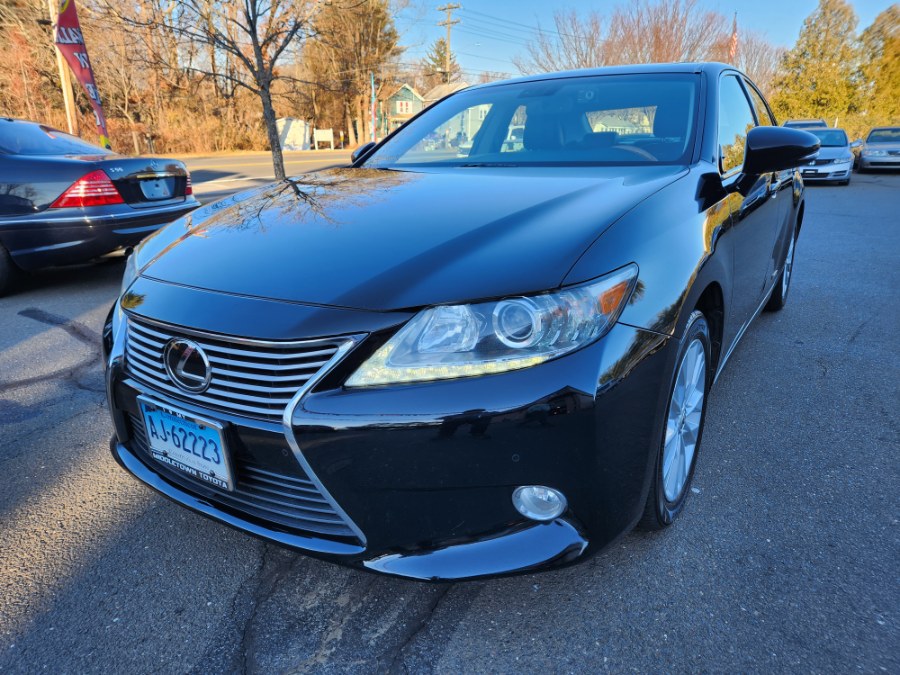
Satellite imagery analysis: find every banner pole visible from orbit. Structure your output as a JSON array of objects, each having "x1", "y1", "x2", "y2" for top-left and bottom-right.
[{"x1": 47, "y1": 0, "x2": 77, "y2": 134}]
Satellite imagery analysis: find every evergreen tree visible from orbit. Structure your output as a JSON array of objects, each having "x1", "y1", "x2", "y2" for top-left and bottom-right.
[
  {"x1": 859, "y1": 4, "x2": 899, "y2": 123},
  {"x1": 769, "y1": 0, "x2": 861, "y2": 123},
  {"x1": 422, "y1": 38, "x2": 460, "y2": 87}
]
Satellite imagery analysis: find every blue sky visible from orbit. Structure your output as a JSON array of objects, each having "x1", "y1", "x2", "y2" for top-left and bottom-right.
[{"x1": 394, "y1": 1, "x2": 893, "y2": 79}]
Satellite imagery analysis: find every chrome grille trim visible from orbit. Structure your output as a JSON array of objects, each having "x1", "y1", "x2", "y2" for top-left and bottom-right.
[
  {"x1": 124, "y1": 316, "x2": 346, "y2": 422},
  {"x1": 126, "y1": 412, "x2": 358, "y2": 538},
  {"x1": 122, "y1": 313, "x2": 368, "y2": 548}
]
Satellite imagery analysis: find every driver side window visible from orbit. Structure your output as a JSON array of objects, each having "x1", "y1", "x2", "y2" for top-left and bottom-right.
[{"x1": 718, "y1": 76, "x2": 756, "y2": 175}]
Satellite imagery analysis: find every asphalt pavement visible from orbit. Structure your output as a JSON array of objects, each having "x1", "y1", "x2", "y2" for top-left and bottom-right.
[{"x1": 0, "y1": 171, "x2": 897, "y2": 673}]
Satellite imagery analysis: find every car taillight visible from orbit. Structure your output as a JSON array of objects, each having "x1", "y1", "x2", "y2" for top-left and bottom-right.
[
  {"x1": 185, "y1": 173, "x2": 193, "y2": 195},
  {"x1": 50, "y1": 170, "x2": 124, "y2": 208}
]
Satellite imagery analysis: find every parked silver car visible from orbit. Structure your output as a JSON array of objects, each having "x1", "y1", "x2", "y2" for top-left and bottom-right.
[
  {"x1": 857, "y1": 127, "x2": 900, "y2": 171},
  {"x1": 799, "y1": 128, "x2": 856, "y2": 185}
]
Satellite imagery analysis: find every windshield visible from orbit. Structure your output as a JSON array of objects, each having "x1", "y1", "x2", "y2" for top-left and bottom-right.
[
  {"x1": 808, "y1": 129, "x2": 848, "y2": 147},
  {"x1": 866, "y1": 129, "x2": 900, "y2": 144},
  {"x1": 364, "y1": 73, "x2": 699, "y2": 168},
  {"x1": 0, "y1": 122, "x2": 111, "y2": 156}
]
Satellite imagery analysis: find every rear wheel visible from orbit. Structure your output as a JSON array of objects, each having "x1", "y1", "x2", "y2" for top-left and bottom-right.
[
  {"x1": 765, "y1": 223, "x2": 797, "y2": 311},
  {"x1": 0, "y1": 242, "x2": 18, "y2": 297},
  {"x1": 639, "y1": 310, "x2": 710, "y2": 530}
]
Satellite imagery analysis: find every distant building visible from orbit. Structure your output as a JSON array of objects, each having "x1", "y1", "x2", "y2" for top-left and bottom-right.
[
  {"x1": 422, "y1": 81, "x2": 469, "y2": 108},
  {"x1": 385, "y1": 84, "x2": 425, "y2": 133}
]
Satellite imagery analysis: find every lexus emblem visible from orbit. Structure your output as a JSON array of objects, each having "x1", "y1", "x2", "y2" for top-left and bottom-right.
[{"x1": 164, "y1": 339, "x2": 212, "y2": 393}]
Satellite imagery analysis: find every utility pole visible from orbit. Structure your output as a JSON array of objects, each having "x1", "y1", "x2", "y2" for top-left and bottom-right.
[
  {"x1": 437, "y1": 3, "x2": 460, "y2": 84},
  {"x1": 47, "y1": 0, "x2": 77, "y2": 134}
]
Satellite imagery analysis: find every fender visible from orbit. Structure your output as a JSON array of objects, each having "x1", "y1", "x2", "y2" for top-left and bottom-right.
[{"x1": 564, "y1": 164, "x2": 731, "y2": 340}]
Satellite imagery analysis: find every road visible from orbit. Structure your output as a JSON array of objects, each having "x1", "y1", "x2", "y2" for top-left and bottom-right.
[{"x1": 0, "y1": 172, "x2": 897, "y2": 673}]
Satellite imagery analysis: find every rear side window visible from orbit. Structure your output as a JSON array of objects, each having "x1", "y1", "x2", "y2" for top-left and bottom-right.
[
  {"x1": 0, "y1": 123, "x2": 109, "y2": 155},
  {"x1": 718, "y1": 76, "x2": 756, "y2": 174},
  {"x1": 743, "y1": 82, "x2": 775, "y2": 126}
]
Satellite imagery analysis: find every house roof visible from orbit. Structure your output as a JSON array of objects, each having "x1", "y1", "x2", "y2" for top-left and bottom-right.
[
  {"x1": 388, "y1": 83, "x2": 424, "y2": 101},
  {"x1": 423, "y1": 81, "x2": 470, "y2": 103}
]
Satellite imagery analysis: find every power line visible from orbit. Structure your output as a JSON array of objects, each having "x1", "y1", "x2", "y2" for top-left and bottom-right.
[
  {"x1": 454, "y1": 50, "x2": 518, "y2": 66},
  {"x1": 455, "y1": 26, "x2": 528, "y2": 47},
  {"x1": 464, "y1": 8, "x2": 577, "y2": 40}
]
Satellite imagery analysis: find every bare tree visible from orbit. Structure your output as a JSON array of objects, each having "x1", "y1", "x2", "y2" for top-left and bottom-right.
[
  {"x1": 108, "y1": 0, "x2": 319, "y2": 180},
  {"x1": 513, "y1": 10, "x2": 608, "y2": 74},
  {"x1": 516, "y1": 0, "x2": 753, "y2": 74},
  {"x1": 733, "y1": 31, "x2": 784, "y2": 95}
]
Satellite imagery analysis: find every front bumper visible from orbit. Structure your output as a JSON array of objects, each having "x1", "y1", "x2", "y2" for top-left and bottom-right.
[
  {"x1": 800, "y1": 164, "x2": 852, "y2": 182},
  {"x1": 1, "y1": 199, "x2": 199, "y2": 270},
  {"x1": 104, "y1": 287, "x2": 676, "y2": 581},
  {"x1": 858, "y1": 156, "x2": 900, "y2": 170}
]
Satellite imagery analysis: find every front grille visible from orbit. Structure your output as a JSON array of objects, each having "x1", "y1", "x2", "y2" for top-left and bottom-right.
[
  {"x1": 812, "y1": 159, "x2": 834, "y2": 166},
  {"x1": 127, "y1": 412, "x2": 359, "y2": 540},
  {"x1": 124, "y1": 317, "x2": 344, "y2": 422}
]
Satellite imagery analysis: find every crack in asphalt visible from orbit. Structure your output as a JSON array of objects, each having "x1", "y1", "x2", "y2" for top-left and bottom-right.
[
  {"x1": 17, "y1": 308, "x2": 102, "y2": 346},
  {"x1": 239, "y1": 544, "x2": 298, "y2": 675},
  {"x1": 387, "y1": 584, "x2": 452, "y2": 674},
  {"x1": 296, "y1": 575, "x2": 379, "y2": 673},
  {"x1": 0, "y1": 309, "x2": 103, "y2": 394}
]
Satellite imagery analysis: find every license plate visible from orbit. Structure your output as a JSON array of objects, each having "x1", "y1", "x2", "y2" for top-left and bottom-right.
[
  {"x1": 138, "y1": 397, "x2": 234, "y2": 491},
  {"x1": 140, "y1": 178, "x2": 174, "y2": 200}
]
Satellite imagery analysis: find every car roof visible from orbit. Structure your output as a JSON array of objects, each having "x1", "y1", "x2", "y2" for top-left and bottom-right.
[
  {"x1": 869, "y1": 126, "x2": 900, "y2": 131},
  {"x1": 469, "y1": 62, "x2": 739, "y2": 90}
]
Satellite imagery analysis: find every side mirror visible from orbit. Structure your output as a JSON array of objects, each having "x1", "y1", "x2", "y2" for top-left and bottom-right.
[
  {"x1": 351, "y1": 141, "x2": 376, "y2": 164},
  {"x1": 743, "y1": 126, "x2": 821, "y2": 175},
  {"x1": 850, "y1": 140, "x2": 862, "y2": 149}
]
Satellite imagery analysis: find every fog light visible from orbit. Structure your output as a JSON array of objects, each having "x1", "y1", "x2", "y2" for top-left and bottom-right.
[{"x1": 512, "y1": 486, "x2": 567, "y2": 521}]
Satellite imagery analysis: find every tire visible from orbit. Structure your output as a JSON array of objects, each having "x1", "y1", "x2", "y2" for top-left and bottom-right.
[
  {"x1": 639, "y1": 310, "x2": 711, "y2": 530},
  {"x1": 765, "y1": 222, "x2": 797, "y2": 312},
  {"x1": 841, "y1": 177, "x2": 851, "y2": 186},
  {"x1": 0, "y1": 242, "x2": 17, "y2": 297}
]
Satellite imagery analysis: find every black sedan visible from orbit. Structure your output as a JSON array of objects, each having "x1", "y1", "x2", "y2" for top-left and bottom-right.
[
  {"x1": 0, "y1": 118, "x2": 199, "y2": 295},
  {"x1": 104, "y1": 63, "x2": 819, "y2": 581}
]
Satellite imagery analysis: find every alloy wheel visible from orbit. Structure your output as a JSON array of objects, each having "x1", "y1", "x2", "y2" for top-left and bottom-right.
[
  {"x1": 782, "y1": 234, "x2": 796, "y2": 298},
  {"x1": 662, "y1": 338, "x2": 707, "y2": 502}
]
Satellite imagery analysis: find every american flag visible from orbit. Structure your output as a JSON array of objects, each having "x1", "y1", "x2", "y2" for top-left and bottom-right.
[{"x1": 728, "y1": 13, "x2": 739, "y2": 62}]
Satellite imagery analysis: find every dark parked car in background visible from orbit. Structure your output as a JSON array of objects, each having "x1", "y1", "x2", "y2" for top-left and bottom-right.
[
  {"x1": 104, "y1": 63, "x2": 818, "y2": 581},
  {"x1": 782, "y1": 119, "x2": 828, "y2": 129},
  {"x1": 0, "y1": 118, "x2": 199, "y2": 295},
  {"x1": 857, "y1": 127, "x2": 900, "y2": 171},
  {"x1": 798, "y1": 128, "x2": 856, "y2": 185}
]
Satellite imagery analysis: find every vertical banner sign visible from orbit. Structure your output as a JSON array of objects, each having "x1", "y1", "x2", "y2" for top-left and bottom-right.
[{"x1": 53, "y1": 0, "x2": 111, "y2": 149}]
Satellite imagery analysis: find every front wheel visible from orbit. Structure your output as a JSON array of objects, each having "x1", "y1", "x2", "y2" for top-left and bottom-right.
[{"x1": 639, "y1": 310, "x2": 711, "y2": 530}]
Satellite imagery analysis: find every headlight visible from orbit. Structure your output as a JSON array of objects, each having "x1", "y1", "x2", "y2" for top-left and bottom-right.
[
  {"x1": 864, "y1": 149, "x2": 887, "y2": 157},
  {"x1": 346, "y1": 264, "x2": 639, "y2": 386},
  {"x1": 832, "y1": 157, "x2": 851, "y2": 164},
  {"x1": 120, "y1": 252, "x2": 138, "y2": 295}
]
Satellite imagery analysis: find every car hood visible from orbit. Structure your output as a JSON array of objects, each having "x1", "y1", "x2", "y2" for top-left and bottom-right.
[
  {"x1": 814, "y1": 146, "x2": 852, "y2": 160},
  {"x1": 136, "y1": 166, "x2": 685, "y2": 311}
]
